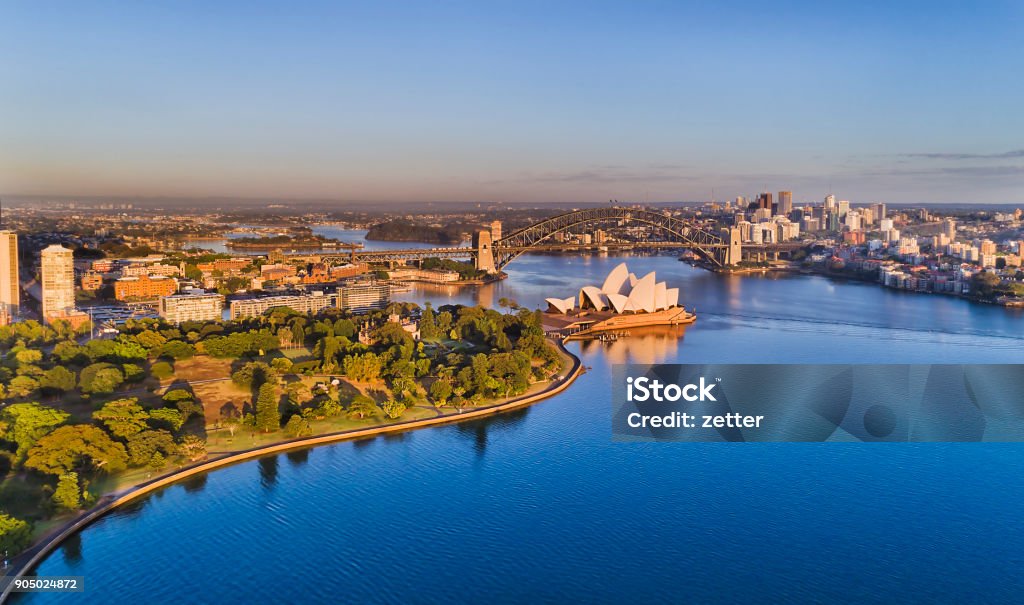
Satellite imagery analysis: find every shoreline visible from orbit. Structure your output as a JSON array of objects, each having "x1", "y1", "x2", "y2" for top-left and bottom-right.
[{"x1": 0, "y1": 340, "x2": 583, "y2": 602}]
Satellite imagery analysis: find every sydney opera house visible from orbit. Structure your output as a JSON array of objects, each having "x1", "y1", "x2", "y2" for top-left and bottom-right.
[{"x1": 544, "y1": 263, "x2": 694, "y2": 334}]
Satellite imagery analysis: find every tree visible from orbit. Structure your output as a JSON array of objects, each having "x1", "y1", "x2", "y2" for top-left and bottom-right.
[
  {"x1": 151, "y1": 361, "x2": 174, "y2": 380},
  {"x1": 6, "y1": 375, "x2": 38, "y2": 398},
  {"x1": 163, "y1": 389, "x2": 203, "y2": 419},
  {"x1": 343, "y1": 352, "x2": 382, "y2": 382},
  {"x1": 148, "y1": 407, "x2": 186, "y2": 432},
  {"x1": 429, "y1": 379, "x2": 453, "y2": 405},
  {"x1": 79, "y1": 363, "x2": 124, "y2": 395},
  {"x1": 347, "y1": 394, "x2": 377, "y2": 419},
  {"x1": 0, "y1": 514, "x2": 31, "y2": 555},
  {"x1": 420, "y1": 303, "x2": 438, "y2": 339},
  {"x1": 284, "y1": 414, "x2": 312, "y2": 438},
  {"x1": 148, "y1": 451, "x2": 166, "y2": 470},
  {"x1": 93, "y1": 398, "x2": 150, "y2": 439},
  {"x1": 127, "y1": 430, "x2": 178, "y2": 466},
  {"x1": 231, "y1": 361, "x2": 276, "y2": 390},
  {"x1": 38, "y1": 366, "x2": 77, "y2": 395},
  {"x1": 179, "y1": 434, "x2": 207, "y2": 461},
  {"x1": 53, "y1": 472, "x2": 81, "y2": 510},
  {"x1": 155, "y1": 340, "x2": 196, "y2": 360},
  {"x1": 25, "y1": 424, "x2": 128, "y2": 476},
  {"x1": 381, "y1": 399, "x2": 407, "y2": 420},
  {"x1": 0, "y1": 402, "x2": 71, "y2": 460},
  {"x1": 315, "y1": 397, "x2": 343, "y2": 418},
  {"x1": 255, "y1": 382, "x2": 279, "y2": 432}
]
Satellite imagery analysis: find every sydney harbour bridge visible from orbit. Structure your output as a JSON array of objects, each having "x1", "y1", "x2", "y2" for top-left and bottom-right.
[{"x1": 317, "y1": 207, "x2": 800, "y2": 272}]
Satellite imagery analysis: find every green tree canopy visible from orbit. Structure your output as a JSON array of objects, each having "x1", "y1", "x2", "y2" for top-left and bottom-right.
[
  {"x1": 92, "y1": 398, "x2": 150, "y2": 439},
  {"x1": 0, "y1": 402, "x2": 71, "y2": 459},
  {"x1": 38, "y1": 366, "x2": 77, "y2": 395},
  {"x1": 25, "y1": 424, "x2": 129, "y2": 476},
  {"x1": 254, "y1": 382, "x2": 280, "y2": 432},
  {"x1": 79, "y1": 363, "x2": 124, "y2": 395},
  {"x1": 53, "y1": 472, "x2": 82, "y2": 510},
  {"x1": 126, "y1": 430, "x2": 178, "y2": 467},
  {"x1": 0, "y1": 513, "x2": 32, "y2": 555}
]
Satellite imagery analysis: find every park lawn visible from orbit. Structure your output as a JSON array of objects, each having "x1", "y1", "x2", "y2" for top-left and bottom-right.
[
  {"x1": 280, "y1": 346, "x2": 313, "y2": 359},
  {"x1": 202, "y1": 403, "x2": 440, "y2": 454},
  {"x1": 166, "y1": 356, "x2": 234, "y2": 381},
  {"x1": 191, "y1": 380, "x2": 251, "y2": 424}
]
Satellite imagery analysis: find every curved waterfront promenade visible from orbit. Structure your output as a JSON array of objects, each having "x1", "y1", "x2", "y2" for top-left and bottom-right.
[{"x1": 0, "y1": 342, "x2": 582, "y2": 603}]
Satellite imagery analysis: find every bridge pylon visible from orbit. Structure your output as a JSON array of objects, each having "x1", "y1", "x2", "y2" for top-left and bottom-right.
[
  {"x1": 473, "y1": 230, "x2": 497, "y2": 273},
  {"x1": 721, "y1": 227, "x2": 742, "y2": 266}
]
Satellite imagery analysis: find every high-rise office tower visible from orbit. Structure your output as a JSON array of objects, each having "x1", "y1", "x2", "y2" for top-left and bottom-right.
[
  {"x1": 824, "y1": 194, "x2": 836, "y2": 212},
  {"x1": 757, "y1": 192, "x2": 773, "y2": 211},
  {"x1": 41, "y1": 244, "x2": 75, "y2": 321},
  {"x1": 0, "y1": 230, "x2": 18, "y2": 318},
  {"x1": 778, "y1": 191, "x2": 793, "y2": 216},
  {"x1": 872, "y1": 203, "x2": 887, "y2": 222},
  {"x1": 837, "y1": 200, "x2": 850, "y2": 220}
]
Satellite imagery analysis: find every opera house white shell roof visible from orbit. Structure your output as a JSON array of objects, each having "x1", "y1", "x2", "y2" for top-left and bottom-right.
[{"x1": 545, "y1": 262, "x2": 680, "y2": 315}]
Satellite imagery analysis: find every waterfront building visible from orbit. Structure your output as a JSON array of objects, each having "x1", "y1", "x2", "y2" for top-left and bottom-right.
[
  {"x1": 41, "y1": 244, "x2": 75, "y2": 322},
  {"x1": 230, "y1": 292, "x2": 337, "y2": 319},
  {"x1": 159, "y1": 292, "x2": 224, "y2": 324},
  {"x1": 114, "y1": 274, "x2": 178, "y2": 300},
  {"x1": 0, "y1": 230, "x2": 19, "y2": 318},
  {"x1": 546, "y1": 262, "x2": 680, "y2": 315},
  {"x1": 386, "y1": 267, "x2": 460, "y2": 283},
  {"x1": 339, "y1": 283, "x2": 390, "y2": 313}
]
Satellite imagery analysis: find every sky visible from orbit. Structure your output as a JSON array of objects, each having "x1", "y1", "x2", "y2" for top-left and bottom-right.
[{"x1": 1, "y1": 1, "x2": 1023, "y2": 205}]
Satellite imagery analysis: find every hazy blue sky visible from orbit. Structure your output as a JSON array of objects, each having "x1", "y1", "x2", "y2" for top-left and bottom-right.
[{"x1": 2, "y1": 1, "x2": 1022, "y2": 204}]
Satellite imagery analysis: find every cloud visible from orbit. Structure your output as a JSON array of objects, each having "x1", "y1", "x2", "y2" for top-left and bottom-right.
[
  {"x1": 898, "y1": 149, "x2": 1024, "y2": 160},
  {"x1": 861, "y1": 165, "x2": 1024, "y2": 178}
]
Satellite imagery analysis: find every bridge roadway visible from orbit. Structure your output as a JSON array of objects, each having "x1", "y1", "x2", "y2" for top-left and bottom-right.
[{"x1": 316, "y1": 241, "x2": 803, "y2": 265}]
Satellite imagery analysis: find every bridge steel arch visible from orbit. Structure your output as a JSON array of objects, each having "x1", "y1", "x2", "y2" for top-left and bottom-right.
[{"x1": 492, "y1": 207, "x2": 726, "y2": 270}]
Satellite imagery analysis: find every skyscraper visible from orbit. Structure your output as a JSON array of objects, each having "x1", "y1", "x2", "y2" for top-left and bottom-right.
[
  {"x1": 0, "y1": 230, "x2": 19, "y2": 318},
  {"x1": 778, "y1": 191, "x2": 792, "y2": 216},
  {"x1": 757, "y1": 192, "x2": 773, "y2": 211},
  {"x1": 837, "y1": 200, "x2": 850, "y2": 220},
  {"x1": 41, "y1": 244, "x2": 75, "y2": 321},
  {"x1": 942, "y1": 218, "x2": 957, "y2": 240}
]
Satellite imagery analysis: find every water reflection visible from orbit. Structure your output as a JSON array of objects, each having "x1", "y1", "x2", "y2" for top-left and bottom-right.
[
  {"x1": 452, "y1": 407, "x2": 531, "y2": 458},
  {"x1": 286, "y1": 450, "x2": 310, "y2": 467},
  {"x1": 258, "y1": 456, "x2": 278, "y2": 488},
  {"x1": 181, "y1": 474, "x2": 208, "y2": 494},
  {"x1": 59, "y1": 533, "x2": 82, "y2": 566},
  {"x1": 577, "y1": 325, "x2": 689, "y2": 365}
]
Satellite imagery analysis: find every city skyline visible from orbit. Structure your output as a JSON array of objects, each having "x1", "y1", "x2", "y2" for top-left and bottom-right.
[{"x1": 2, "y1": 1, "x2": 1023, "y2": 204}]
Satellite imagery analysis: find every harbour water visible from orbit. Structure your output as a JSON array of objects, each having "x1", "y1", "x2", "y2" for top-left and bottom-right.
[{"x1": 16, "y1": 251, "x2": 1024, "y2": 604}]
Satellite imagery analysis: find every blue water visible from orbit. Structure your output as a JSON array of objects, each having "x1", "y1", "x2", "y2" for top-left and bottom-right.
[{"x1": 18, "y1": 255, "x2": 1024, "y2": 604}]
